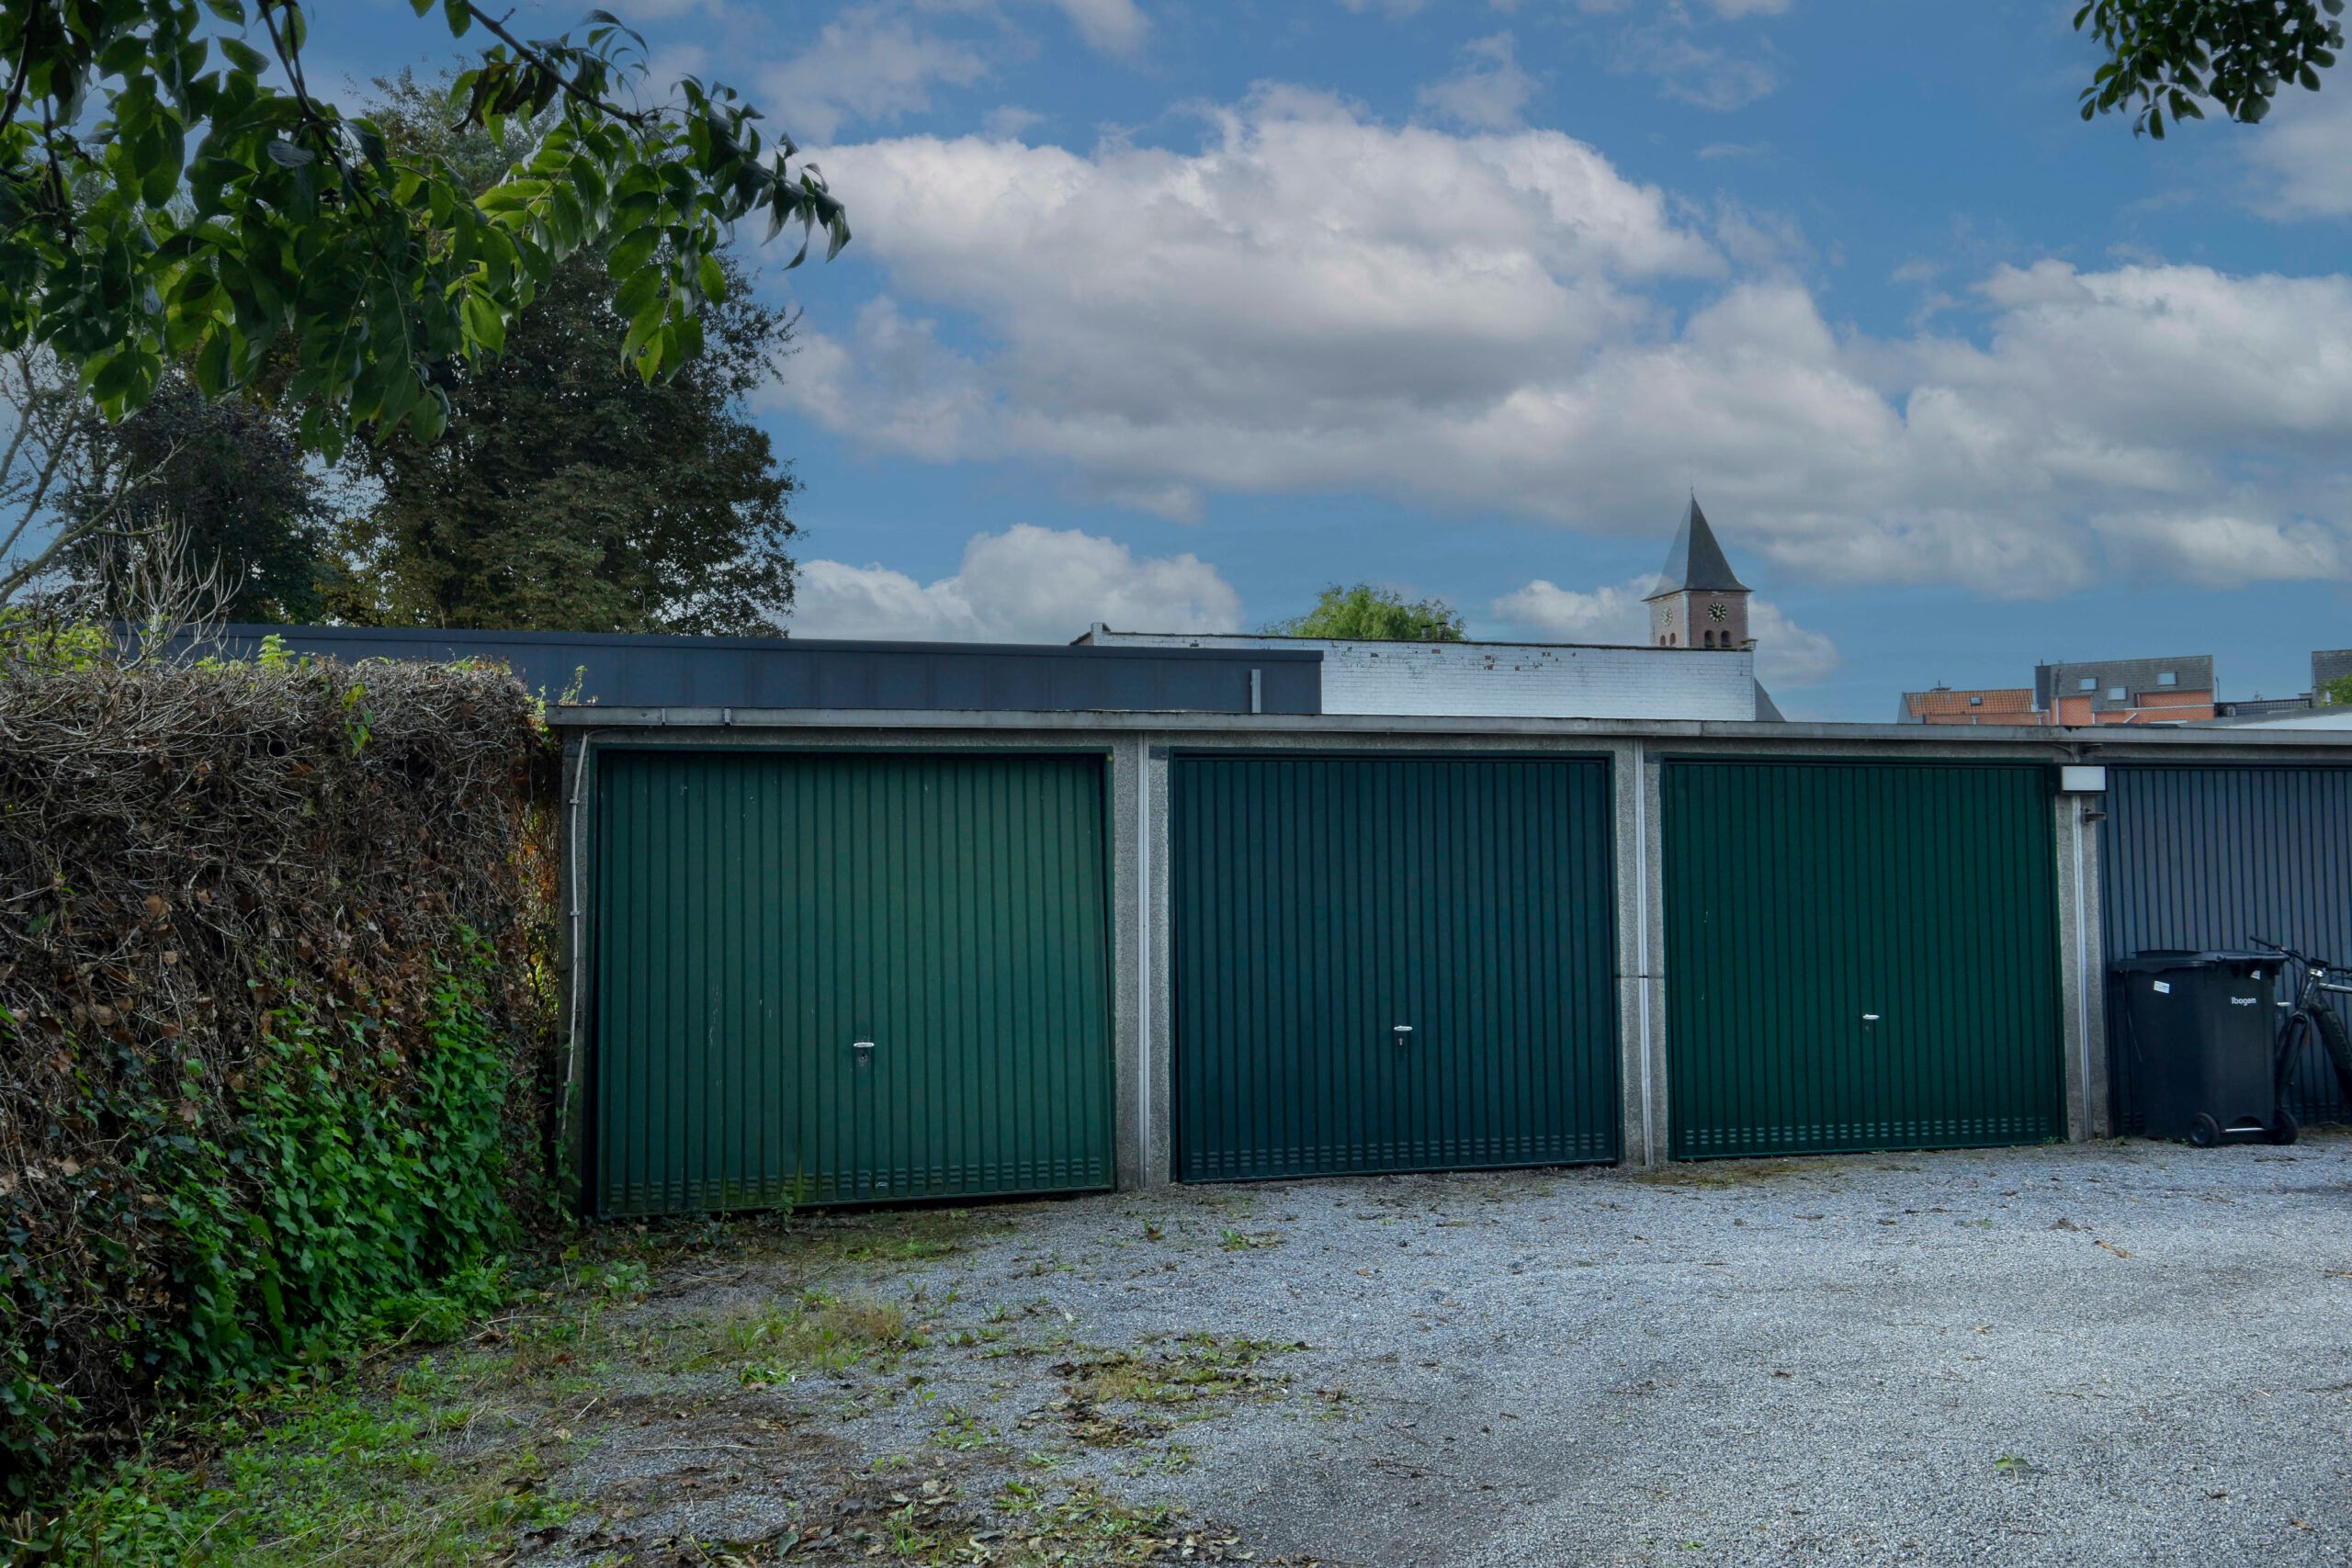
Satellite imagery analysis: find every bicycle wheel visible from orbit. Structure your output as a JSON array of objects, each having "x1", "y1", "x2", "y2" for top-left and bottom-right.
[
  {"x1": 2316, "y1": 1004, "x2": 2352, "y2": 1104},
  {"x1": 2273, "y1": 1014, "x2": 2309, "y2": 1112}
]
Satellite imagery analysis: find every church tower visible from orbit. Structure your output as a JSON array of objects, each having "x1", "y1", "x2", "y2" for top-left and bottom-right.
[{"x1": 1645, "y1": 494, "x2": 1751, "y2": 650}]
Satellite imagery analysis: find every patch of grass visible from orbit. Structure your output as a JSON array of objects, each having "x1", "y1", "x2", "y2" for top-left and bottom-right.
[
  {"x1": 33, "y1": 1363, "x2": 574, "y2": 1567},
  {"x1": 711, "y1": 1291, "x2": 925, "y2": 1386},
  {"x1": 1037, "y1": 1333, "x2": 1304, "y2": 1449}
]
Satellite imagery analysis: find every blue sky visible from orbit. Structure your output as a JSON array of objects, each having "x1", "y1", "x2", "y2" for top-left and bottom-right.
[{"x1": 317, "y1": 0, "x2": 2352, "y2": 718}]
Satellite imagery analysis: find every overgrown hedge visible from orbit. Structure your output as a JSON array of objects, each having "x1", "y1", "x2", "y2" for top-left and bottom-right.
[{"x1": 0, "y1": 639, "x2": 557, "y2": 1493}]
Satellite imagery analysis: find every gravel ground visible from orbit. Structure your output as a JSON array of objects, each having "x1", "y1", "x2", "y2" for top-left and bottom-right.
[{"x1": 537, "y1": 1134, "x2": 2352, "y2": 1566}]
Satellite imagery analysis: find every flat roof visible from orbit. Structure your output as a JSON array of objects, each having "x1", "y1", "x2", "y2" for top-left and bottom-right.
[
  {"x1": 547, "y1": 704, "x2": 2352, "y2": 755},
  {"x1": 181, "y1": 623, "x2": 1323, "y2": 716}
]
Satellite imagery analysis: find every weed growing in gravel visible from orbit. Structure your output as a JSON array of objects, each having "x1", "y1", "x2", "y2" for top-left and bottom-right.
[
  {"x1": 1216, "y1": 1227, "x2": 1283, "y2": 1251},
  {"x1": 932, "y1": 1407, "x2": 998, "y2": 1451},
  {"x1": 989, "y1": 1482, "x2": 1224, "y2": 1565},
  {"x1": 1031, "y1": 1332, "x2": 1304, "y2": 1448},
  {"x1": 782, "y1": 1472, "x2": 1245, "y2": 1565}
]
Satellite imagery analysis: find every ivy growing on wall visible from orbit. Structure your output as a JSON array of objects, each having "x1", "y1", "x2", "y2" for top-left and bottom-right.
[{"x1": 0, "y1": 644, "x2": 555, "y2": 1493}]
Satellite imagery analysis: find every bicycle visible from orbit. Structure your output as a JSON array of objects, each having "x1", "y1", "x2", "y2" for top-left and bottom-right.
[{"x1": 2246, "y1": 936, "x2": 2352, "y2": 1147}]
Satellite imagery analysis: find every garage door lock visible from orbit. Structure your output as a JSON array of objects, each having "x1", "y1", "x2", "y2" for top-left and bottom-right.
[
  {"x1": 852, "y1": 1040, "x2": 876, "y2": 1067},
  {"x1": 1392, "y1": 1024, "x2": 1413, "y2": 1043}
]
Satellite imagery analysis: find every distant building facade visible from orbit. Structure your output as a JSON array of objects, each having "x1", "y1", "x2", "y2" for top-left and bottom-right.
[
  {"x1": 2034, "y1": 656, "x2": 2217, "y2": 725},
  {"x1": 1898, "y1": 655, "x2": 2217, "y2": 727},
  {"x1": 2317, "y1": 649, "x2": 2352, "y2": 704},
  {"x1": 1895, "y1": 686, "x2": 2040, "y2": 726}
]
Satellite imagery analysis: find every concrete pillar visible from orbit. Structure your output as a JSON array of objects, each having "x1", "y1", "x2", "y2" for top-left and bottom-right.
[
  {"x1": 1614, "y1": 738, "x2": 1669, "y2": 1167},
  {"x1": 1138, "y1": 738, "x2": 1175, "y2": 1188},
  {"x1": 1108, "y1": 733, "x2": 1147, "y2": 1191},
  {"x1": 2053, "y1": 789, "x2": 2111, "y2": 1141}
]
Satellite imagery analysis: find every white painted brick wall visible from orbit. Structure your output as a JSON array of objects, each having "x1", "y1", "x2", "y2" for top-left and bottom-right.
[{"x1": 1082, "y1": 629, "x2": 1760, "y2": 720}]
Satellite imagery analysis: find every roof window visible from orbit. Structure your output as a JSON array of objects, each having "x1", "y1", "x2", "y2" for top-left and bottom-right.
[{"x1": 2078, "y1": 677, "x2": 2098, "y2": 692}]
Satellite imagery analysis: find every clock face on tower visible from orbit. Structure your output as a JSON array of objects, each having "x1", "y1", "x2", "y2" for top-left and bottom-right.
[{"x1": 1707, "y1": 603, "x2": 1729, "y2": 621}]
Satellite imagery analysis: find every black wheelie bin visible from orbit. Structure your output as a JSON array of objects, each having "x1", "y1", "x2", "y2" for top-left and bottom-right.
[{"x1": 2111, "y1": 950, "x2": 2292, "y2": 1146}]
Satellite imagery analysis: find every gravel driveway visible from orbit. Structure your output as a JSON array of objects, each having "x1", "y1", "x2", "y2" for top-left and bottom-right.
[{"x1": 533, "y1": 1134, "x2": 2352, "y2": 1566}]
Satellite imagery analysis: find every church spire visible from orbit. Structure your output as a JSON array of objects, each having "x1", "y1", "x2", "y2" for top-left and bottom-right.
[
  {"x1": 1644, "y1": 493, "x2": 1752, "y2": 650},
  {"x1": 1647, "y1": 493, "x2": 1748, "y2": 600}
]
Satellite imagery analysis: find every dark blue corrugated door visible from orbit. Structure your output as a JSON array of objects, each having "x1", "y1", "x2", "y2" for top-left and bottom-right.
[
  {"x1": 1172, "y1": 754, "x2": 1620, "y2": 1181},
  {"x1": 2101, "y1": 764, "x2": 2352, "y2": 1130}
]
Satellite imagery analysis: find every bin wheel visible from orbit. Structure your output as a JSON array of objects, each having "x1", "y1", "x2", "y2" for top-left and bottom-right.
[
  {"x1": 2265, "y1": 1110, "x2": 2300, "y2": 1146},
  {"x1": 2188, "y1": 1112, "x2": 2222, "y2": 1148}
]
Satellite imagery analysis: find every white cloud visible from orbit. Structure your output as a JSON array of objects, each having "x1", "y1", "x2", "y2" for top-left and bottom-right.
[
  {"x1": 787, "y1": 525, "x2": 1241, "y2": 641},
  {"x1": 2091, "y1": 509, "x2": 2349, "y2": 587},
  {"x1": 1748, "y1": 600, "x2": 1840, "y2": 686},
  {"x1": 1418, "y1": 32, "x2": 1540, "y2": 130},
  {"x1": 982, "y1": 104, "x2": 1046, "y2": 139},
  {"x1": 1046, "y1": 0, "x2": 1148, "y2": 54},
  {"x1": 2244, "y1": 91, "x2": 2352, "y2": 220},
  {"x1": 778, "y1": 90, "x2": 2352, "y2": 596},
  {"x1": 758, "y1": 0, "x2": 1148, "y2": 141},
  {"x1": 1616, "y1": 22, "x2": 1780, "y2": 111},
  {"x1": 1490, "y1": 577, "x2": 1651, "y2": 644},
  {"x1": 1490, "y1": 576, "x2": 1839, "y2": 686},
  {"x1": 762, "y1": 5, "x2": 989, "y2": 141}
]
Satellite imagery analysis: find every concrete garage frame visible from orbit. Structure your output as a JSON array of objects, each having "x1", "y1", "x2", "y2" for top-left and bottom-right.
[{"x1": 551, "y1": 708, "x2": 2352, "y2": 1201}]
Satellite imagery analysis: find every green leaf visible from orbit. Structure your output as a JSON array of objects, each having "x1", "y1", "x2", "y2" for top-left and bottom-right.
[
  {"x1": 607, "y1": 225, "x2": 660, "y2": 277},
  {"x1": 460, "y1": 292, "x2": 506, "y2": 357},
  {"x1": 614, "y1": 262, "x2": 663, "y2": 321},
  {"x1": 193, "y1": 328, "x2": 233, "y2": 396},
  {"x1": 218, "y1": 37, "x2": 270, "y2": 75},
  {"x1": 696, "y1": 253, "x2": 726, "y2": 302}
]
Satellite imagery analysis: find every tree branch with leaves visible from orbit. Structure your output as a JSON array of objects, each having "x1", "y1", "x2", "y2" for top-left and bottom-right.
[
  {"x1": 2076, "y1": 0, "x2": 2345, "y2": 136},
  {"x1": 0, "y1": 1, "x2": 848, "y2": 467}
]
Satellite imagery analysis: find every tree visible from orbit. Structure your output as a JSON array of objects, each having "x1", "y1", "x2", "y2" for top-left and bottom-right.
[
  {"x1": 2076, "y1": 0, "x2": 2345, "y2": 136},
  {"x1": 1272, "y1": 583, "x2": 1466, "y2": 642},
  {"x1": 0, "y1": 2, "x2": 846, "y2": 456},
  {"x1": 0, "y1": 348, "x2": 168, "y2": 606},
  {"x1": 60, "y1": 373, "x2": 335, "y2": 623},
  {"x1": 2323, "y1": 672, "x2": 2352, "y2": 705},
  {"x1": 323, "y1": 77, "x2": 799, "y2": 635}
]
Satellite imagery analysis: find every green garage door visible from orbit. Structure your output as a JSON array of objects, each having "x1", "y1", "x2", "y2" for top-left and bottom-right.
[
  {"x1": 1663, "y1": 760, "x2": 2064, "y2": 1158},
  {"x1": 592, "y1": 750, "x2": 1114, "y2": 1215},
  {"x1": 1173, "y1": 754, "x2": 1620, "y2": 1180}
]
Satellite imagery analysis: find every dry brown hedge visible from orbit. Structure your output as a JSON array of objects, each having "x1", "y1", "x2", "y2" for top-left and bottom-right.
[{"x1": 0, "y1": 647, "x2": 557, "y2": 1490}]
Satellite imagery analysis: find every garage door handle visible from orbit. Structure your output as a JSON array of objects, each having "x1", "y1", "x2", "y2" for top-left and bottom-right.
[
  {"x1": 1861, "y1": 1014, "x2": 1881, "y2": 1023},
  {"x1": 852, "y1": 1040, "x2": 876, "y2": 1065},
  {"x1": 1392, "y1": 1024, "x2": 1413, "y2": 1042}
]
